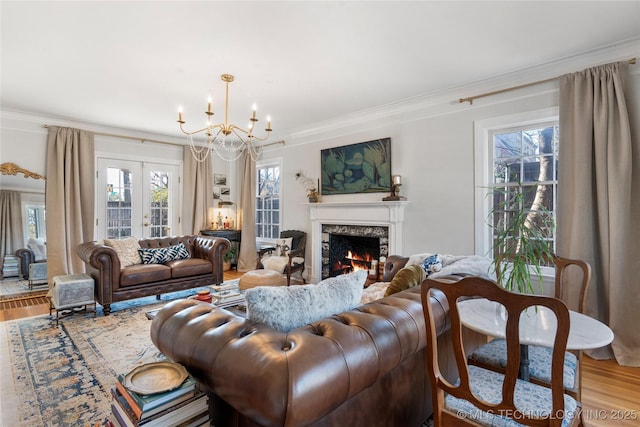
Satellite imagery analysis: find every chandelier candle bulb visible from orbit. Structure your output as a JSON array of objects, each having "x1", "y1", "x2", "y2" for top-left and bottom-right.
[
  {"x1": 207, "y1": 96, "x2": 212, "y2": 114},
  {"x1": 178, "y1": 106, "x2": 184, "y2": 123}
]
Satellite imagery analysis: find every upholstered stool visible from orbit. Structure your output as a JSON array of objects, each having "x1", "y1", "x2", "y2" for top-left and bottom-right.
[
  {"x1": 239, "y1": 269, "x2": 285, "y2": 291},
  {"x1": 49, "y1": 274, "x2": 96, "y2": 325}
]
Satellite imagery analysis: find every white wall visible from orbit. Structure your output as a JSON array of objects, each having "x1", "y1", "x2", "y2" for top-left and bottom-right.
[{"x1": 261, "y1": 46, "x2": 640, "y2": 265}]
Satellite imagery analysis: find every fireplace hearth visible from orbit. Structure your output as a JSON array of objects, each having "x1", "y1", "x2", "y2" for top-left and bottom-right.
[
  {"x1": 328, "y1": 234, "x2": 380, "y2": 277},
  {"x1": 308, "y1": 201, "x2": 409, "y2": 283},
  {"x1": 322, "y1": 224, "x2": 388, "y2": 279}
]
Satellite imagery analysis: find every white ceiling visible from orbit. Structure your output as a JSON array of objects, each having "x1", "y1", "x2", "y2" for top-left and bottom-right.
[{"x1": 2, "y1": 1, "x2": 640, "y2": 143}]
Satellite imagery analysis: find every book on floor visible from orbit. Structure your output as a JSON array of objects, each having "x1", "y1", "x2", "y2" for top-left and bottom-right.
[
  {"x1": 117, "y1": 372, "x2": 196, "y2": 412},
  {"x1": 111, "y1": 387, "x2": 208, "y2": 427}
]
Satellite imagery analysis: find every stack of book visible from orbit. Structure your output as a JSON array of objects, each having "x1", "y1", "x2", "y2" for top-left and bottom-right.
[
  {"x1": 210, "y1": 283, "x2": 245, "y2": 308},
  {"x1": 110, "y1": 373, "x2": 209, "y2": 427}
]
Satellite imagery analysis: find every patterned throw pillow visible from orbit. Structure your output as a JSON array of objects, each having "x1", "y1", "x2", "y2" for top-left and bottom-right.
[
  {"x1": 421, "y1": 254, "x2": 443, "y2": 276},
  {"x1": 274, "y1": 237, "x2": 293, "y2": 257},
  {"x1": 138, "y1": 243, "x2": 190, "y2": 265},
  {"x1": 104, "y1": 236, "x2": 142, "y2": 268}
]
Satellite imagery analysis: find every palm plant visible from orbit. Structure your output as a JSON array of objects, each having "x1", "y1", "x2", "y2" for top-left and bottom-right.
[{"x1": 490, "y1": 185, "x2": 555, "y2": 294}]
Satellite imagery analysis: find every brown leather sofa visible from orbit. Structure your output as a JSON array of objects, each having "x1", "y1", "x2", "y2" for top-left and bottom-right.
[
  {"x1": 150, "y1": 274, "x2": 481, "y2": 427},
  {"x1": 77, "y1": 235, "x2": 229, "y2": 315}
]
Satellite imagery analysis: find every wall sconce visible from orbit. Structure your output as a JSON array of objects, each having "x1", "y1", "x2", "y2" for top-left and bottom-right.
[{"x1": 382, "y1": 175, "x2": 406, "y2": 201}]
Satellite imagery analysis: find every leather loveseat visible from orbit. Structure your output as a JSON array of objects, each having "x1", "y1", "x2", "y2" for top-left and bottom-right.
[
  {"x1": 77, "y1": 235, "x2": 229, "y2": 315},
  {"x1": 150, "y1": 274, "x2": 481, "y2": 427}
]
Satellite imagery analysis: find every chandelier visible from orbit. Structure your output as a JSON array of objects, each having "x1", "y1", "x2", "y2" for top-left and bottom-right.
[{"x1": 178, "y1": 74, "x2": 272, "y2": 162}]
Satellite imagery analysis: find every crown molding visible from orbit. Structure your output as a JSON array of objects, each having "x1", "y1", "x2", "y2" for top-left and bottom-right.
[{"x1": 286, "y1": 37, "x2": 640, "y2": 145}]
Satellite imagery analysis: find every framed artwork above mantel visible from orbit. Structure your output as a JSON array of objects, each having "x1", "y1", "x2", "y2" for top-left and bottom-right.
[{"x1": 321, "y1": 137, "x2": 391, "y2": 196}]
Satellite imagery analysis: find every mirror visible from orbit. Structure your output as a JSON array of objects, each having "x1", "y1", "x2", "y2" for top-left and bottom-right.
[{"x1": 0, "y1": 162, "x2": 46, "y2": 296}]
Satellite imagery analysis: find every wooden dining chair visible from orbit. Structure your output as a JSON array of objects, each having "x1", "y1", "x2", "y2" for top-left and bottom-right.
[
  {"x1": 421, "y1": 276, "x2": 581, "y2": 427},
  {"x1": 468, "y1": 256, "x2": 591, "y2": 399}
]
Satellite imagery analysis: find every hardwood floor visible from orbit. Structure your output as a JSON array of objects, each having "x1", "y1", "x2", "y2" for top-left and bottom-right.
[{"x1": 1, "y1": 270, "x2": 638, "y2": 425}]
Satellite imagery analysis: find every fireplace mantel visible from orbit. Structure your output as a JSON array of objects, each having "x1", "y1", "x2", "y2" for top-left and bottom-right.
[{"x1": 308, "y1": 201, "x2": 409, "y2": 282}]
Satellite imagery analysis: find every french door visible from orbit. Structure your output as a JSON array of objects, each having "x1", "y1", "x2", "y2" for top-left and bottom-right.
[{"x1": 96, "y1": 158, "x2": 180, "y2": 240}]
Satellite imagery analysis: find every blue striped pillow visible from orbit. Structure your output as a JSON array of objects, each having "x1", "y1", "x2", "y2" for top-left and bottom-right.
[{"x1": 138, "y1": 243, "x2": 190, "y2": 264}]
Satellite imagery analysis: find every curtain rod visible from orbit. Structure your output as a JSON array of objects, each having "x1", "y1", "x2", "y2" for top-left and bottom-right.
[
  {"x1": 42, "y1": 124, "x2": 286, "y2": 148},
  {"x1": 459, "y1": 57, "x2": 636, "y2": 105}
]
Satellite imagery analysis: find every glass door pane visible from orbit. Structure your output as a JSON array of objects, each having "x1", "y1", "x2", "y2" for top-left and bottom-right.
[
  {"x1": 144, "y1": 167, "x2": 176, "y2": 238},
  {"x1": 106, "y1": 166, "x2": 136, "y2": 238}
]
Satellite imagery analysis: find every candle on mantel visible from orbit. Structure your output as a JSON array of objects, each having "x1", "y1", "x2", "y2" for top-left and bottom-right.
[{"x1": 393, "y1": 175, "x2": 402, "y2": 185}]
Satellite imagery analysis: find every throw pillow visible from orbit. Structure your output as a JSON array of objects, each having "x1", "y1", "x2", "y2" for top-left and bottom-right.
[
  {"x1": 384, "y1": 265, "x2": 426, "y2": 297},
  {"x1": 138, "y1": 243, "x2": 190, "y2": 265},
  {"x1": 421, "y1": 254, "x2": 442, "y2": 276},
  {"x1": 104, "y1": 236, "x2": 142, "y2": 268},
  {"x1": 274, "y1": 237, "x2": 293, "y2": 257},
  {"x1": 27, "y1": 237, "x2": 47, "y2": 261},
  {"x1": 245, "y1": 270, "x2": 366, "y2": 333}
]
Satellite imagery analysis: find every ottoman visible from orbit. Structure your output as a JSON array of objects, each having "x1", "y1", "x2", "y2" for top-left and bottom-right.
[
  {"x1": 239, "y1": 269, "x2": 286, "y2": 291},
  {"x1": 49, "y1": 274, "x2": 96, "y2": 325}
]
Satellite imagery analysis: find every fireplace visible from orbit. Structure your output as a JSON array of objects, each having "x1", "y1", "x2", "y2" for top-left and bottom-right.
[
  {"x1": 308, "y1": 201, "x2": 408, "y2": 283},
  {"x1": 322, "y1": 224, "x2": 387, "y2": 279}
]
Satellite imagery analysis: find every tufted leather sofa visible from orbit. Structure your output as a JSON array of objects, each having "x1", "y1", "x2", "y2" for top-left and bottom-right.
[
  {"x1": 77, "y1": 235, "x2": 229, "y2": 315},
  {"x1": 150, "y1": 275, "x2": 480, "y2": 427}
]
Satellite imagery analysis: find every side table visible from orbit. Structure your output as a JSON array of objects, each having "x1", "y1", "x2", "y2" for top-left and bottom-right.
[{"x1": 50, "y1": 274, "x2": 96, "y2": 325}]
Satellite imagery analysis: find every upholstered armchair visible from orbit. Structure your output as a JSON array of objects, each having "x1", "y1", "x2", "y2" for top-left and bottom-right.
[
  {"x1": 15, "y1": 238, "x2": 47, "y2": 281},
  {"x1": 257, "y1": 230, "x2": 306, "y2": 285}
]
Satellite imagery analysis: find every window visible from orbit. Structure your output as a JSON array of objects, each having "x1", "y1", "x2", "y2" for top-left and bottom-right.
[
  {"x1": 475, "y1": 109, "x2": 559, "y2": 271},
  {"x1": 256, "y1": 161, "x2": 281, "y2": 239},
  {"x1": 25, "y1": 204, "x2": 46, "y2": 239}
]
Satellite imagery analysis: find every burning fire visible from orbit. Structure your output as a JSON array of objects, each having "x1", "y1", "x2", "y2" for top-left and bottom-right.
[{"x1": 345, "y1": 250, "x2": 373, "y2": 271}]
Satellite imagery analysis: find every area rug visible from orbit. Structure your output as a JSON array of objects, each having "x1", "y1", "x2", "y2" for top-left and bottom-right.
[{"x1": 0, "y1": 284, "x2": 229, "y2": 427}]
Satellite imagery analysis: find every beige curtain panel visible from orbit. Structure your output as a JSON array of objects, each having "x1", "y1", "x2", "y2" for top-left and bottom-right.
[
  {"x1": 558, "y1": 61, "x2": 640, "y2": 366},
  {"x1": 237, "y1": 151, "x2": 257, "y2": 272},
  {"x1": 182, "y1": 147, "x2": 214, "y2": 234},
  {"x1": 45, "y1": 126, "x2": 95, "y2": 285},
  {"x1": 0, "y1": 190, "x2": 24, "y2": 272}
]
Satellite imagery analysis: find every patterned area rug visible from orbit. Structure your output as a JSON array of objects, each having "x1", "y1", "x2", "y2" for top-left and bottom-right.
[{"x1": 0, "y1": 286, "x2": 220, "y2": 427}]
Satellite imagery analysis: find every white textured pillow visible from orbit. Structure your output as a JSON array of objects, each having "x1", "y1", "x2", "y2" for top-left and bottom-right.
[
  {"x1": 27, "y1": 237, "x2": 47, "y2": 261},
  {"x1": 104, "y1": 236, "x2": 142, "y2": 268},
  {"x1": 245, "y1": 270, "x2": 367, "y2": 333}
]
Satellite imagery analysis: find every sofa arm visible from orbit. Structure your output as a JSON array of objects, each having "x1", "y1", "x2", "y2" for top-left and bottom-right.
[
  {"x1": 382, "y1": 255, "x2": 409, "y2": 281},
  {"x1": 76, "y1": 241, "x2": 121, "y2": 304},
  {"x1": 193, "y1": 236, "x2": 230, "y2": 279}
]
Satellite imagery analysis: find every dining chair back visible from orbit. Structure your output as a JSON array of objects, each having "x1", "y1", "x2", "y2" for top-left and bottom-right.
[
  {"x1": 421, "y1": 276, "x2": 580, "y2": 426},
  {"x1": 473, "y1": 255, "x2": 591, "y2": 399}
]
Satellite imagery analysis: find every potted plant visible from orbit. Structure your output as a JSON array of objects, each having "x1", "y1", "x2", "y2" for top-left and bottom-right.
[
  {"x1": 295, "y1": 170, "x2": 320, "y2": 203},
  {"x1": 223, "y1": 245, "x2": 239, "y2": 271},
  {"x1": 489, "y1": 184, "x2": 555, "y2": 294}
]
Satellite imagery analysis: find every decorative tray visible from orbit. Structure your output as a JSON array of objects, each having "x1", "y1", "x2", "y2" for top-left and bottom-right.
[{"x1": 123, "y1": 361, "x2": 188, "y2": 395}]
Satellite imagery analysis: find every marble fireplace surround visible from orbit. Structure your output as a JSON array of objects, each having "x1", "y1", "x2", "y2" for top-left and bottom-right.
[{"x1": 308, "y1": 201, "x2": 409, "y2": 283}]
